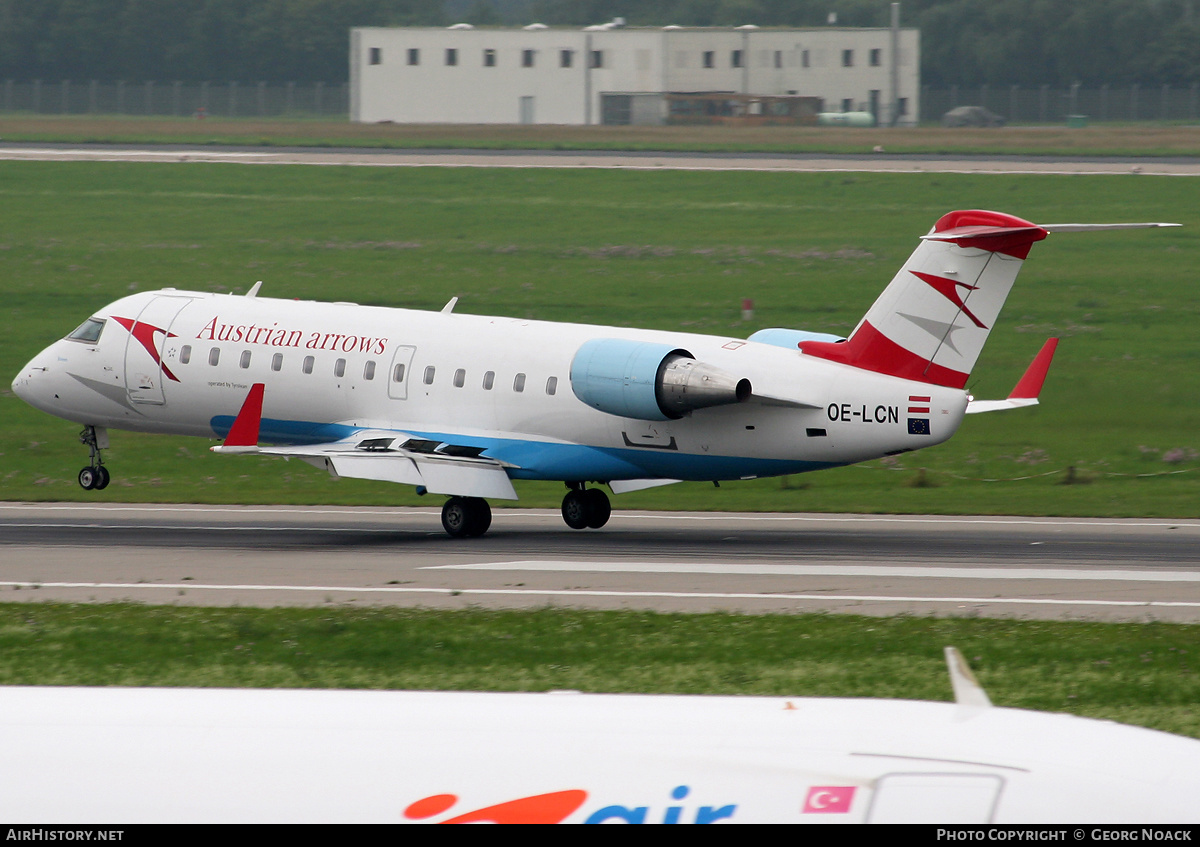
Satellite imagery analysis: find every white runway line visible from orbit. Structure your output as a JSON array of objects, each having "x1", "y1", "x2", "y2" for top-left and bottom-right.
[{"x1": 428, "y1": 560, "x2": 1200, "y2": 582}]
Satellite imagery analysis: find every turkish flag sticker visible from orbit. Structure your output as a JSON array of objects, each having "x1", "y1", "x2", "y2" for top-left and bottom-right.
[{"x1": 802, "y1": 785, "x2": 857, "y2": 814}]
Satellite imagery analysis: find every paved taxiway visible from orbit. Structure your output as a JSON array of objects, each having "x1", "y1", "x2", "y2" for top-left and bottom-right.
[{"x1": 3, "y1": 503, "x2": 1199, "y2": 622}]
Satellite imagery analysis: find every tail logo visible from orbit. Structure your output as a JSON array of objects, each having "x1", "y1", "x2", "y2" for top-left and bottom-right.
[{"x1": 910, "y1": 271, "x2": 987, "y2": 329}]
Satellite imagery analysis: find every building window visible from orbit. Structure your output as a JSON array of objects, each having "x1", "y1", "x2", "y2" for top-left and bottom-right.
[
  {"x1": 703, "y1": 51, "x2": 714, "y2": 69},
  {"x1": 239, "y1": 350, "x2": 251, "y2": 369},
  {"x1": 802, "y1": 49, "x2": 810, "y2": 68},
  {"x1": 363, "y1": 361, "x2": 376, "y2": 380},
  {"x1": 392, "y1": 363, "x2": 406, "y2": 383},
  {"x1": 482, "y1": 370, "x2": 495, "y2": 390},
  {"x1": 774, "y1": 50, "x2": 783, "y2": 69},
  {"x1": 842, "y1": 98, "x2": 854, "y2": 112},
  {"x1": 453, "y1": 368, "x2": 466, "y2": 388},
  {"x1": 424, "y1": 365, "x2": 436, "y2": 385},
  {"x1": 483, "y1": 49, "x2": 496, "y2": 67},
  {"x1": 271, "y1": 353, "x2": 283, "y2": 372},
  {"x1": 302, "y1": 355, "x2": 314, "y2": 375},
  {"x1": 898, "y1": 97, "x2": 909, "y2": 116},
  {"x1": 560, "y1": 49, "x2": 573, "y2": 68},
  {"x1": 407, "y1": 48, "x2": 419, "y2": 66},
  {"x1": 545, "y1": 376, "x2": 557, "y2": 396},
  {"x1": 369, "y1": 47, "x2": 381, "y2": 66},
  {"x1": 522, "y1": 49, "x2": 534, "y2": 68},
  {"x1": 180, "y1": 345, "x2": 191, "y2": 364},
  {"x1": 842, "y1": 49, "x2": 853, "y2": 67},
  {"x1": 731, "y1": 50, "x2": 743, "y2": 68},
  {"x1": 445, "y1": 48, "x2": 457, "y2": 66},
  {"x1": 513, "y1": 373, "x2": 526, "y2": 392},
  {"x1": 870, "y1": 48, "x2": 882, "y2": 67},
  {"x1": 590, "y1": 50, "x2": 603, "y2": 69},
  {"x1": 334, "y1": 358, "x2": 346, "y2": 378}
]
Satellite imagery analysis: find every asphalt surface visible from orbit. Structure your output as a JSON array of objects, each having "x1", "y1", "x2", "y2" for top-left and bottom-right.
[{"x1": 3, "y1": 503, "x2": 1199, "y2": 621}]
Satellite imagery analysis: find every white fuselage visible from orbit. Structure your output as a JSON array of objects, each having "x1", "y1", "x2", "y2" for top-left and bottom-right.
[
  {"x1": 1, "y1": 686, "x2": 1196, "y2": 823},
  {"x1": 13, "y1": 288, "x2": 968, "y2": 484}
]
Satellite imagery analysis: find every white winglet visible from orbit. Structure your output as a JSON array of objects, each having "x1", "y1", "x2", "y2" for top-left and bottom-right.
[{"x1": 946, "y1": 646, "x2": 992, "y2": 709}]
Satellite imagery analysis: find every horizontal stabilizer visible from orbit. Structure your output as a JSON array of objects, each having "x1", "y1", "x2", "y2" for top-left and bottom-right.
[
  {"x1": 1040, "y1": 222, "x2": 1180, "y2": 233},
  {"x1": 966, "y1": 338, "x2": 1058, "y2": 414}
]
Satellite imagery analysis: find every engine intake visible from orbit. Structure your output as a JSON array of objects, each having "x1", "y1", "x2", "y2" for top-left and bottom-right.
[{"x1": 570, "y1": 338, "x2": 751, "y2": 421}]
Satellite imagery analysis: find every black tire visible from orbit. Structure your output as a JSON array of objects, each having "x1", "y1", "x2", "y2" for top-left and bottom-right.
[
  {"x1": 441, "y1": 497, "x2": 471, "y2": 538},
  {"x1": 78, "y1": 467, "x2": 98, "y2": 490},
  {"x1": 561, "y1": 490, "x2": 589, "y2": 530},
  {"x1": 93, "y1": 466, "x2": 111, "y2": 490},
  {"x1": 464, "y1": 498, "x2": 492, "y2": 537},
  {"x1": 583, "y1": 488, "x2": 611, "y2": 529}
]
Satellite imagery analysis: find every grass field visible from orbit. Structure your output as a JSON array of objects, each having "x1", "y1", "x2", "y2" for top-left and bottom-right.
[
  {"x1": 3, "y1": 159, "x2": 1199, "y2": 515},
  {"x1": 0, "y1": 603, "x2": 1196, "y2": 739},
  {"x1": 1, "y1": 133, "x2": 1198, "y2": 735},
  {"x1": 5, "y1": 115, "x2": 1200, "y2": 157}
]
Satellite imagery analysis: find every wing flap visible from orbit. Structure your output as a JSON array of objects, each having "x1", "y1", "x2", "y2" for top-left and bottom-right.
[{"x1": 209, "y1": 384, "x2": 518, "y2": 499}]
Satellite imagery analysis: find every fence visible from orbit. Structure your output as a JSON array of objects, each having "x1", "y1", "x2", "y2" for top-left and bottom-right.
[
  {"x1": 5, "y1": 80, "x2": 1200, "y2": 125},
  {"x1": 0, "y1": 80, "x2": 350, "y2": 118},
  {"x1": 920, "y1": 84, "x2": 1200, "y2": 124}
]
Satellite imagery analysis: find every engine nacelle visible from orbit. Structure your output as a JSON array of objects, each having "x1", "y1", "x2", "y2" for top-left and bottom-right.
[{"x1": 570, "y1": 338, "x2": 751, "y2": 421}]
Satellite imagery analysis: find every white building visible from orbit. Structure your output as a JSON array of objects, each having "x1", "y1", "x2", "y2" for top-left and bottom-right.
[{"x1": 350, "y1": 24, "x2": 920, "y2": 126}]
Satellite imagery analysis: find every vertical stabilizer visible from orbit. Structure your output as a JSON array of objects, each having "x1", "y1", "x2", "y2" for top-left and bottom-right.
[{"x1": 799, "y1": 211, "x2": 1048, "y2": 388}]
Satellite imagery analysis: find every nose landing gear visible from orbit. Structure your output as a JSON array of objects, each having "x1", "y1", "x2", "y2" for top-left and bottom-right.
[
  {"x1": 561, "y1": 484, "x2": 611, "y2": 530},
  {"x1": 77, "y1": 425, "x2": 110, "y2": 491}
]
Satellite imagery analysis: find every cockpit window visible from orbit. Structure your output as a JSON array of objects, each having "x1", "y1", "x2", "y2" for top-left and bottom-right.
[{"x1": 67, "y1": 318, "x2": 106, "y2": 344}]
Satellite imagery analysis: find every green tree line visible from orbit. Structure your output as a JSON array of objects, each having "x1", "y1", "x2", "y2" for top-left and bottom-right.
[{"x1": 1, "y1": 0, "x2": 1198, "y2": 86}]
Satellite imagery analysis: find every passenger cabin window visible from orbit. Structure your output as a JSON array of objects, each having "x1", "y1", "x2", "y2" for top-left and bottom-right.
[
  {"x1": 209, "y1": 347, "x2": 220, "y2": 366},
  {"x1": 67, "y1": 317, "x2": 106, "y2": 343},
  {"x1": 546, "y1": 376, "x2": 558, "y2": 395},
  {"x1": 239, "y1": 350, "x2": 252, "y2": 369},
  {"x1": 513, "y1": 373, "x2": 526, "y2": 392},
  {"x1": 363, "y1": 361, "x2": 376, "y2": 380},
  {"x1": 454, "y1": 368, "x2": 465, "y2": 388},
  {"x1": 302, "y1": 355, "x2": 314, "y2": 375},
  {"x1": 393, "y1": 363, "x2": 406, "y2": 383},
  {"x1": 180, "y1": 345, "x2": 191, "y2": 364},
  {"x1": 334, "y1": 358, "x2": 346, "y2": 378},
  {"x1": 424, "y1": 366, "x2": 436, "y2": 385},
  {"x1": 271, "y1": 353, "x2": 283, "y2": 372},
  {"x1": 482, "y1": 371, "x2": 495, "y2": 390}
]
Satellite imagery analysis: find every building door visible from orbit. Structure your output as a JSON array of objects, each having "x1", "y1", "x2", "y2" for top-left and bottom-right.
[{"x1": 519, "y1": 96, "x2": 535, "y2": 124}]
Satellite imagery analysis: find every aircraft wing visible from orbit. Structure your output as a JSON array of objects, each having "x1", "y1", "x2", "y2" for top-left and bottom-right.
[
  {"x1": 209, "y1": 384, "x2": 519, "y2": 500},
  {"x1": 965, "y1": 338, "x2": 1058, "y2": 415}
]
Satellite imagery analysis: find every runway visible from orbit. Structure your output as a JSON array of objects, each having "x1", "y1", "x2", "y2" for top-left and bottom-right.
[
  {"x1": 3, "y1": 144, "x2": 1200, "y2": 176},
  {"x1": 2, "y1": 503, "x2": 1199, "y2": 622}
]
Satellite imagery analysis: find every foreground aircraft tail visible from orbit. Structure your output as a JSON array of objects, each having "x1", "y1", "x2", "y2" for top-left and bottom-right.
[
  {"x1": 797, "y1": 211, "x2": 1178, "y2": 389},
  {"x1": 798, "y1": 210, "x2": 1046, "y2": 389}
]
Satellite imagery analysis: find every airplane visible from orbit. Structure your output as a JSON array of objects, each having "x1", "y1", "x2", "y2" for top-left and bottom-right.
[
  {"x1": 11, "y1": 210, "x2": 1176, "y2": 537},
  {"x1": 1, "y1": 648, "x2": 1197, "y2": 823}
]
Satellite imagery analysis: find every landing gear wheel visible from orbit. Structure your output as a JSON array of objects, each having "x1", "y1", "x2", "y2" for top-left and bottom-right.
[
  {"x1": 583, "y1": 488, "x2": 611, "y2": 529},
  {"x1": 561, "y1": 490, "x2": 589, "y2": 530},
  {"x1": 441, "y1": 497, "x2": 492, "y2": 538},
  {"x1": 78, "y1": 467, "x2": 99, "y2": 490},
  {"x1": 93, "y1": 466, "x2": 111, "y2": 490}
]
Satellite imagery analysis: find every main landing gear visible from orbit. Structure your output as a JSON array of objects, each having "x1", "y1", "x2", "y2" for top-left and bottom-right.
[
  {"x1": 441, "y1": 496, "x2": 492, "y2": 538},
  {"x1": 561, "y1": 484, "x2": 611, "y2": 530},
  {"x1": 77, "y1": 425, "x2": 110, "y2": 491}
]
